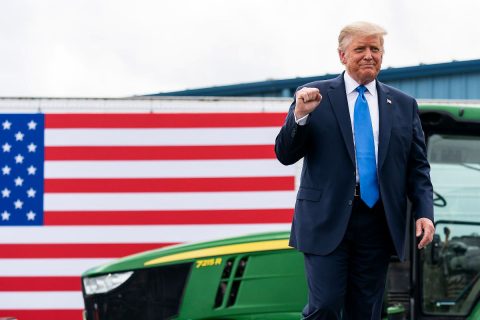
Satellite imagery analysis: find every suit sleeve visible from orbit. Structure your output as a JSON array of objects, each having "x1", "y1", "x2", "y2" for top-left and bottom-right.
[
  {"x1": 274, "y1": 94, "x2": 310, "y2": 165},
  {"x1": 407, "y1": 100, "x2": 434, "y2": 221}
]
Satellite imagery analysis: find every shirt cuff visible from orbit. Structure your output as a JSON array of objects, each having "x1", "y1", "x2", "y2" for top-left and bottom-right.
[{"x1": 295, "y1": 114, "x2": 309, "y2": 126}]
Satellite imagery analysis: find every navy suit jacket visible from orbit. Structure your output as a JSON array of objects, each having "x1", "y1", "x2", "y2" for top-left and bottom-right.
[{"x1": 275, "y1": 74, "x2": 433, "y2": 261}]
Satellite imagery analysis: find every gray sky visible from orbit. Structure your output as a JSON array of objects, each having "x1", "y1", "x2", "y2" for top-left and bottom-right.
[{"x1": 1, "y1": 0, "x2": 479, "y2": 97}]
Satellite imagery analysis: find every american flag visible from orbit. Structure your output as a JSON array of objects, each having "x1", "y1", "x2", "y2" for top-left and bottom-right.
[{"x1": 0, "y1": 100, "x2": 296, "y2": 319}]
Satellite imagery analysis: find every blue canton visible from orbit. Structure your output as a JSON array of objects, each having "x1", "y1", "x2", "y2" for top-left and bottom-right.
[{"x1": 0, "y1": 114, "x2": 45, "y2": 225}]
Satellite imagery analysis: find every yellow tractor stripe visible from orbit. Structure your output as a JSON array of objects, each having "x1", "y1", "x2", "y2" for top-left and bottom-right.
[{"x1": 144, "y1": 239, "x2": 290, "y2": 266}]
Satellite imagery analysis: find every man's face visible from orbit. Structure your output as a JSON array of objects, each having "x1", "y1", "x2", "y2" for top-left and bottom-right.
[{"x1": 338, "y1": 34, "x2": 383, "y2": 85}]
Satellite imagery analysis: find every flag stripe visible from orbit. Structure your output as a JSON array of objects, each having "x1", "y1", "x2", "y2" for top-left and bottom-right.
[
  {"x1": 45, "y1": 145, "x2": 276, "y2": 160},
  {"x1": 0, "y1": 243, "x2": 176, "y2": 258},
  {"x1": 45, "y1": 113, "x2": 286, "y2": 128},
  {"x1": 44, "y1": 191, "x2": 296, "y2": 211},
  {"x1": 0, "y1": 224, "x2": 290, "y2": 244},
  {"x1": 44, "y1": 209, "x2": 294, "y2": 225},
  {"x1": 0, "y1": 310, "x2": 82, "y2": 320},
  {"x1": 0, "y1": 277, "x2": 81, "y2": 291},
  {"x1": 0, "y1": 259, "x2": 112, "y2": 276},
  {"x1": 44, "y1": 176, "x2": 294, "y2": 192},
  {"x1": 45, "y1": 127, "x2": 277, "y2": 146},
  {"x1": 44, "y1": 159, "x2": 291, "y2": 178},
  {"x1": 0, "y1": 292, "x2": 83, "y2": 309}
]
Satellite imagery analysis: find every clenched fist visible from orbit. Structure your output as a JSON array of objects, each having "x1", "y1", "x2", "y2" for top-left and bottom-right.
[{"x1": 295, "y1": 87, "x2": 322, "y2": 119}]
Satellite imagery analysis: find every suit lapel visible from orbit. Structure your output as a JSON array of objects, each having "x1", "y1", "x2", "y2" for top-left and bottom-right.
[
  {"x1": 327, "y1": 75, "x2": 355, "y2": 167},
  {"x1": 377, "y1": 82, "x2": 393, "y2": 171}
]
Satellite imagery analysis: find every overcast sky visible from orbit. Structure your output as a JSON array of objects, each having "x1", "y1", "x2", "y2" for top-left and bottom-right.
[{"x1": 1, "y1": 0, "x2": 479, "y2": 97}]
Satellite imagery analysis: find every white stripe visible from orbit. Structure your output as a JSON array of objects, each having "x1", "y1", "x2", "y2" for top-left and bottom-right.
[
  {"x1": 0, "y1": 97, "x2": 290, "y2": 113},
  {"x1": 0, "y1": 292, "x2": 83, "y2": 309},
  {"x1": 0, "y1": 259, "x2": 112, "y2": 276},
  {"x1": 45, "y1": 127, "x2": 279, "y2": 146},
  {"x1": 45, "y1": 159, "x2": 294, "y2": 178},
  {"x1": 0, "y1": 224, "x2": 290, "y2": 244},
  {"x1": 44, "y1": 191, "x2": 296, "y2": 210}
]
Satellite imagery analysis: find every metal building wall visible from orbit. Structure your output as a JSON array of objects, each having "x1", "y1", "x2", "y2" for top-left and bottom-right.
[
  {"x1": 385, "y1": 73, "x2": 480, "y2": 99},
  {"x1": 151, "y1": 59, "x2": 480, "y2": 100}
]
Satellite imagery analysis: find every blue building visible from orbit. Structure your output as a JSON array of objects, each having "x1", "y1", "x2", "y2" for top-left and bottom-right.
[{"x1": 149, "y1": 59, "x2": 480, "y2": 100}]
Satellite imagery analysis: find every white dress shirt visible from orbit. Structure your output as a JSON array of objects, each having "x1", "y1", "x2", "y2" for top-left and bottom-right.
[{"x1": 343, "y1": 72, "x2": 379, "y2": 166}]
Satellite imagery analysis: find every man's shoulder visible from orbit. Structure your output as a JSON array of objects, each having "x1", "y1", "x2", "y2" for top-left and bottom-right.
[
  {"x1": 378, "y1": 81, "x2": 416, "y2": 102},
  {"x1": 298, "y1": 75, "x2": 342, "y2": 91}
]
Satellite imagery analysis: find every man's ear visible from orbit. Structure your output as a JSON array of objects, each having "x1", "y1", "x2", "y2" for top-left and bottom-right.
[{"x1": 338, "y1": 49, "x2": 346, "y2": 65}]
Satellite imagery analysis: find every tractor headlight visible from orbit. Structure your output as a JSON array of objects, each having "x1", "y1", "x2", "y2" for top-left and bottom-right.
[{"x1": 83, "y1": 271, "x2": 133, "y2": 295}]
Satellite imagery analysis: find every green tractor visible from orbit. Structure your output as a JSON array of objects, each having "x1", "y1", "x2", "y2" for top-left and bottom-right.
[{"x1": 82, "y1": 103, "x2": 480, "y2": 320}]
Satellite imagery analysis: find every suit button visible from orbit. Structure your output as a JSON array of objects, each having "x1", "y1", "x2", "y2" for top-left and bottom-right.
[{"x1": 348, "y1": 200, "x2": 353, "y2": 206}]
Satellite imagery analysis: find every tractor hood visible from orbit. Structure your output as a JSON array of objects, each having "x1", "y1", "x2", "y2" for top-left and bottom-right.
[{"x1": 82, "y1": 231, "x2": 291, "y2": 277}]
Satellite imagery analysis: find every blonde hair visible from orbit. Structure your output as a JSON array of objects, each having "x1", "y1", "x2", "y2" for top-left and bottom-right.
[{"x1": 338, "y1": 21, "x2": 387, "y2": 52}]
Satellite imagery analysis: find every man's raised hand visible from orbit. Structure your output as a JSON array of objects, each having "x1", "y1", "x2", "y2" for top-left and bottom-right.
[{"x1": 295, "y1": 87, "x2": 322, "y2": 119}]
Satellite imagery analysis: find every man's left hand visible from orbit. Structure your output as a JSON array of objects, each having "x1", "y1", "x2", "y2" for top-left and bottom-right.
[{"x1": 416, "y1": 218, "x2": 435, "y2": 249}]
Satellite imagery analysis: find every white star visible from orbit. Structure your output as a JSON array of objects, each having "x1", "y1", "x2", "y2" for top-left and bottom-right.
[
  {"x1": 14, "y1": 199, "x2": 23, "y2": 209},
  {"x1": 2, "y1": 143, "x2": 12, "y2": 152},
  {"x1": 14, "y1": 176, "x2": 24, "y2": 186},
  {"x1": 27, "y1": 165, "x2": 37, "y2": 175},
  {"x1": 14, "y1": 154, "x2": 24, "y2": 164},
  {"x1": 1, "y1": 188, "x2": 10, "y2": 198},
  {"x1": 27, "y1": 120, "x2": 37, "y2": 130},
  {"x1": 27, "y1": 143, "x2": 37, "y2": 152},
  {"x1": 1, "y1": 211, "x2": 10, "y2": 221},
  {"x1": 27, "y1": 188, "x2": 36, "y2": 198},
  {"x1": 2, "y1": 165, "x2": 11, "y2": 175},
  {"x1": 15, "y1": 131, "x2": 24, "y2": 141},
  {"x1": 26, "y1": 210, "x2": 36, "y2": 221},
  {"x1": 2, "y1": 120, "x2": 12, "y2": 130}
]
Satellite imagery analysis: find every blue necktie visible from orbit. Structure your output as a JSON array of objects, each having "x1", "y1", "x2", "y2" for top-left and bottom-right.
[{"x1": 354, "y1": 85, "x2": 379, "y2": 208}]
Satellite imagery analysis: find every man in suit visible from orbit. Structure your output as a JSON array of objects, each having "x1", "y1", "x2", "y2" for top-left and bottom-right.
[{"x1": 275, "y1": 21, "x2": 435, "y2": 319}]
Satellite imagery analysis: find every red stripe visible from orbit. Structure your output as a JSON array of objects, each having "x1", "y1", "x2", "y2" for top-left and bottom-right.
[
  {"x1": 0, "y1": 310, "x2": 82, "y2": 320},
  {"x1": 0, "y1": 243, "x2": 176, "y2": 258},
  {"x1": 45, "y1": 209, "x2": 294, "y2": 225},
  {"x1": 45, "y1": 113, "x2": 286, "y2": 128},
  {"x1": 44, "y1": 176, "x2": 294, "y2": 193},
  {"x1": 0, "y1": 277, "x2": 81, "y2": 291},
  {"x1": 45, "y1": 145, "x2": 276, "y2": 160}
]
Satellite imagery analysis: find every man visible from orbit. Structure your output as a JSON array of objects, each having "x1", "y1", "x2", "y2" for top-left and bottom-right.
[{"x1": 275, "y1": 21, "x2": 435, "y2": 319}]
